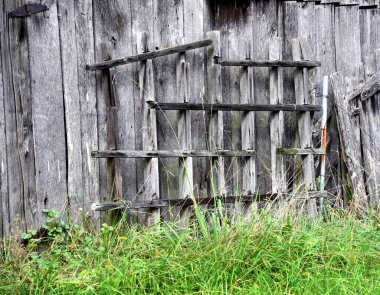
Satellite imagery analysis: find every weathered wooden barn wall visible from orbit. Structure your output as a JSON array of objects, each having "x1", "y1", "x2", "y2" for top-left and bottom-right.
[{"x1": 1, "y1": 0, "x2": 380, "y2": 236}]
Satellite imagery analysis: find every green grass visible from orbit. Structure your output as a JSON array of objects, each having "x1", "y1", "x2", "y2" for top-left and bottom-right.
[{"x1": 1, "y1": 210, "x2": 380, "y2": 294}]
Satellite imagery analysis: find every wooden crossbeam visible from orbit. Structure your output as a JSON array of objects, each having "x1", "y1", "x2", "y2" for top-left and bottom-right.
[
  {"x1": 215, "y1": 59, "x2": 321, "y2": 68},
  {"x1": 86, "y1": 39, "x2": 212, "y2": 71},
  {"x1": 148, "y1": 102, "x2": 322, "y2": 112},
  {"x1": 277, "y1": 148, "x2": 325, "y2": 155},
  {"x1": 91, "y1": 191, "x2": 328, "y2": 211},
  {"x1": 92, "y1": 150, "x2": 256, "y2": 158},
  {"x1": 347, "y1": 71, "x2": 380, "y2": 101}
]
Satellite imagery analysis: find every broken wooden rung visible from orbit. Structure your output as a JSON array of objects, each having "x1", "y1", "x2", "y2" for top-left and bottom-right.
[
  {"x1": 214, "y1": 58, "x2": 321, "y2": 68},
  {"x1": 91, "y1": 191, "x2": 328, "y2": 211},
  {"x1": 277, "y1": 148, "x2": 325, "y2": 155},
  {"x1": 92, "y1": 150, "x2": 256, "y2": 158},
  {"x1": 86, "y1": 39, "x2": 212, "y2": 71},
  {"x1": 148, "y1": 102, "x2": 322, "y2": 112}
]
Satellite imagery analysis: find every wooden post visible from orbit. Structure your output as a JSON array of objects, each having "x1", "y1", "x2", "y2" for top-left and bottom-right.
[
  {"x1": 138, "y1": 32, "x2": 160, "y2": 226},
  {"x1": 177, "y1": 51, "x2": 193, "y2": 225},
  {"x1": 206, "y1": 31, "x2": 225, "y2": 197},
  {"x1": 240, "y1": 40, "x2": 256, "y2": 217},
  {"x1": 270, "y1": 37, "x2": 285, "y2": 194},
  {"x1": 292, "y1": 38, "x2": 317, "y2": 217}
]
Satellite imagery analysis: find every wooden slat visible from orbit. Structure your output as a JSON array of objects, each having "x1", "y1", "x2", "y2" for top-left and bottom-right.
[
  {"x1": 347, "y1": 71, "x2": 380, "y2": 101},
  {"x1": 92, "y1": 150, "x2": 256, "y2": 158},
  {"x1": 206, "y1": 31, "x2": 226, "y2": 196},
  {"x1": 86, "y1": 39, "x2": 212, "y2": 70},
  {"x1": 0, "y1": 1, "x2": 7, "y2": 235},
  {"x1": 149, "y1": 102, "x2": 322, "y2": 112},
  {"x1": 92, "y1": 191, "x2": 328, "y2": 211},
  {"x1": 240, "y1": 41, "x2": 256, "y2": 196},
  {"x1": 28, "y1": 0, "x2": 67, "y2": 218},
  {"x1": 292, "y1": 38, "x2": 317, "y2": 216},
  {"x1": 183, "y1": 0, "x2": 208, "y2": 199},
  {"x1": 270, "y1": 37, "x2": 285, "y2": 193},
  {"x1": 331, "y1": 73, "x2": 367, "y2": 212},
  {"x1": 138, "y1": 32, "x2": 160, "y2": 225},
  {"x1": 277, "y1": 148, "x2": 325, "y2": 155},
  {"x1": 177, "y1": 51, "x2": 193, "y2": 223},
  {"x1": 215, "y1": 59, "x2": 321, "y2": 68}
]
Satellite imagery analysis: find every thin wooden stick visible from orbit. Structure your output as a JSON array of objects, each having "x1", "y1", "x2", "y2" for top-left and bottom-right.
[
  {"x1": 149, "y1": 102, "x2": 322, "y2": 112},
  {"x1": 215, "y1": 59, "x2": 321, "y2": 68},
  {"x1": 86, "y1": 39, "x2": 213, "y2": 70}
]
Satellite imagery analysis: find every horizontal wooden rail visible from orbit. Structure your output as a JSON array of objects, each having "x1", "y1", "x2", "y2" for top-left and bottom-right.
[
  {"x1": 215, "y1": 58, "x2": 321, "y2": 68},
  {"x1": 277, "y1": 148, "x2": 325, "y2": 155},
  {"x1": 92, "y1": 149, "x2": 256, "y2": 158},
  {"x1": 148, "y1": 101, "x2": 322, "y2": 112},
  {"x1": 86, "y1": 39, "x2": 213, "y2": 71},
  {"x1": 347, "y1": 71, "x2": 380, "y2": 102},
  {"x1": 91, "y1": 191, "x2": 327, "y2": 211}
]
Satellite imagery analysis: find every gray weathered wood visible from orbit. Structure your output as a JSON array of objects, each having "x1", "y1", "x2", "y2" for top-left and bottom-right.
[
  {"x1": 74, "y1": 0, "x2": 99, "y2": 215},
  {"x1": 154, "y1": 1, "x2": 184, "y2": 210},
  {"x1": 176, "y1": 52, "x2": 193, "y2": 224},
  {"x1": 270, "y1": 37, "x2": 285, "y2": 193},
  {"x1": 216, "y1": 59, "x2": 321, "y2": 68},
  {"x1": 330, "y1": 72, "x2": 367, "y2": 214},
  {"x1": 0, "y1": 1, "x2": 7, "y2": 235},
  {"x1": 183, "y1": 0, "x2": 208, "y2": 198},
  {"x1": 138, "y1": 32, "x2": 160, "y2": 225},
  {"x1": 277, "y1": 148, "x2": 325, "y2": 155},
  {"x1": 240, "y1": 41, "x2": 256, "y2": 197},
  {"x1": 87, "y1": 39, "x2": 212, "y2": 71},
  {"x1": 57, "y1": 0, "x2": 84, "y2": 216},
  {"x1": 347, "y1": 71, "x2": 380, "y2": 101},
  {"x1": 206, "y1": 31, "x2": 226, "y2": 196},
  {"x1": 292, "y1": 38, "x2": 317, "y2": 216},
  {"x1": 92, "y1": 190, "x2": 328, "y2": 211},
  {"x1": 28, "y1": 0, "x2": 68, "y2": 218},
  {"x1": 149, "y1": 102, "x2": 322, "y2": 112},
  {"x1": 92, "y1": 150, "x2": 256, "y2": 158},
  {"x1": 253, "y1": 0, "x2": 278, "y2": 193}
]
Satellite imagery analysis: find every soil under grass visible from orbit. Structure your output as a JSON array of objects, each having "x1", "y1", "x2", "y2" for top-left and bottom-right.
[{"x1": 1, "y1": 211, "x2": 380, "y2": 294}]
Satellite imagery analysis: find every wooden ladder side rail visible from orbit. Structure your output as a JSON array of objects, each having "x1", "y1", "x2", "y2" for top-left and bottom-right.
[
  {"x1": 92, "y1": 150, "x2": 256, "y2": 158},
  {"x1": 86, "y1": 39, "x2": 213, "y2": 71},
  {"x1": 91, "y1": 191, "x2": 328, "y2": 211},
  {"x1": 148, "y1": 101, "x2": 322, "y2": 112},
  {"x1": 215, "y1": 58, "x2": 321, "y2": 68}
]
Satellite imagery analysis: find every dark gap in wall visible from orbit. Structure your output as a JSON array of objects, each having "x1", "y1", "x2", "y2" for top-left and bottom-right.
[{"x1": 206, "y1": 0, "x2": 252, "y2": 27}]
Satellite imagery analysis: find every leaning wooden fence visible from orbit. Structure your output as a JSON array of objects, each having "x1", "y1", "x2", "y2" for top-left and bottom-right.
[{"x1": 89, "y1": 31, "x2": 325, "y2": 224}]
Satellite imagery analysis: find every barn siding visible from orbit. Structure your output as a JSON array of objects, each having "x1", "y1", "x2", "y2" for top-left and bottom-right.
[{"x1": 1, "y1": 0, "x2": 380, "y2": 235}]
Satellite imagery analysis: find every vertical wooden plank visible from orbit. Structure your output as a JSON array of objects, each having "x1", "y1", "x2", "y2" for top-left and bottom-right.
[
  {"x1": 184, "y1": 0, "x2": 208, "y2": 198},
  {"x1": 330, "y1": 73, "x2": 367, "y2": 213},
  {"x1": 130, "y1": 1, "x2": 154, "y2": 223},
  {"x1": 57, "y1": 0, "x2": 84, "y2": 216},
  {"x1": 153, "y1": 1, "x2": 184, "y2": 208},
  {"x1": 270, "y1": 37, "x2": 285, "y2": 193},
  {"x1": 74, "y1": 1, "x2": 99, "y2": 214},
  {"x1": 138, "y1": 32, "x2": 160, "y2": 226},
  {"x1": 0, "y1": 1, "x2": 7, "y2": 235},
  {"x1": 177, "y1": 52, "x2": 193, "y2": 224},
  {"x1": 252, "y1": 0, "x2": 278, "y2": 192},
  {"x1": 206, "y1": 31, "x2": 226, "y2": 196},
  {"x1": 240, "y1": 42, "x2": 256, "y2": 197},
  {"x1": 315, "y1": 4, "x2": 342, "y2": 198},
  {"x1": 292, "y1": 38, "x2": 317, "y2": 216},
  {"x1": 93, "y1": 0, "x2": 136, "y2": 208},
  {"x1": 27, "y1": 0, "x2": 67, "y2": 217}
]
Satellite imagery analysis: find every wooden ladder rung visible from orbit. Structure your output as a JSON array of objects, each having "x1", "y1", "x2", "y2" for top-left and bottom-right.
[
  {"x1": 91, "y1": 191, "x2": 328, "y2": 211},
  {"x1": 86, "y1": 39, "x2": 213, "y2": 71},
  {"x1": 148, "y1": 101, "x2": 322, "y2": 112},
  {"x1": 214, "y1": 58, "x2": 321, "y2": 68},
  {"x1": 277, "y1": 148, "x2": 325, "y2": 155},
  {"x1": 92, "y1": 149, "x2": 256, "y2": 158}
]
